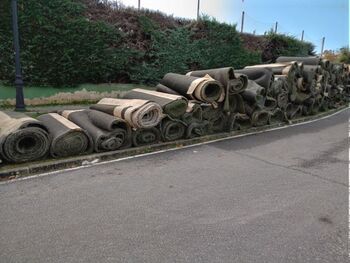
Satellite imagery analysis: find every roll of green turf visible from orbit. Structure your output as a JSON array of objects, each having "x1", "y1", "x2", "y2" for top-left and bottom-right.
[
  {"x1": 236, "y1": 68, "x2": 274, "y2": 91},
  {"x1": 264, "y1": 96, "x2": 277, "y2": 110},
  {"x1": 245, "y1": 62, "x2": 299, "y2": 77},
  {"x1": 132, "y1": 127, "x2": 161, "y2": 147},
  {"x1": 302, "y1": 98, "x2": 316, "y2": 116},
  {"x1": 181, "y1": 107, "x2": 202, "y2": 124},
  {"x1": 61, "y1": 110, "x2": 131, "y2": 152},
  {"x1": 186, "y1": 67, "x2": 234, "y2": 88},
  {"x1": 181, "y1": 101, "x2": 203, "y2": 124},
  {"x1": 123, "y1": 88, "x2": 188, "y2": 119},
  {"x1": 283, "y1": 103, "x2": 293, "y2": 120},
  {"x1": 289, "y1": 104, "x2": 303, "y2": 119},
  {"x1": 243, "y1": 102, "x2": 255, "y2": 118},
  {"x1": 311, "y1": 98, "x2": 320, "y2": 115},
  {"x1": 294, "y1": 91, "x2": 312, "y2": 104},
  {"x1": 276, "y1": 56, "x2": 321, "y2": 66},
  {"x1": 201, "y1": 104, "x2": 227, "y2": 134},
  {"x1": 231, "y1": 73, "x2": 249, "y2": 94},
  {"x1": 270, "y1": 108, "x2": 286, "y2": 123},
  {"x1": 319, "y1": 96, "x2": 329, "y2": 112},
  {"x1": 186, "y1": 67, "x2": 248, "y2": 95},
  {"x1": 226, "y1": 113, "x2": 241, "y2": 132},
  {"x1": 0, "y1": 111, "x2": 50, "y2": 163},
  {"x1": 210, "y1": 112, "x2": 227, "y2": 134},
  {"x1": 185, "y1": 121, "x2": 209, "y2": 139},
  {"x1": 270, "y1": 78, "x2": 286, "y2": 96},
  {"x1": 159, "y1": 117, "x2": 186, "y2": 142},
  {"x1": 160, "y1": 73, "x2": 224, "y2": 104},
  {"x1": 38, "y1": 113, "x2": 92, "y2": 158},
  {"x1": 91, "y1": 98, "x2": 163, "y2": 129},
  {"x1": 233, "y1": 113, "x2": 251, "y2": 130},
  {"x1": 251, "y1": 110, "x2": 271, "y2": 127},
  {"x1": 302, "y1": 105, "x2": 313, "y2": 116},
  {"x1": 274, "y1": 75, "x2": 297, "y2": 103},
  {"x1": 241, "y1": 80, "x2": 266, "y2": 107},
  {"x1": 156, "y1": 84, "x2": 181, "y2": 95},
  {"x1": 229, "y1": 94, "x2": 245, "y2": 114}
]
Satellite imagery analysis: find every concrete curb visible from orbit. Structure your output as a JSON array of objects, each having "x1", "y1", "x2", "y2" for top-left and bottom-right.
[{"x1": 0, "y1": 106, "x2": 347, "y2": 180}]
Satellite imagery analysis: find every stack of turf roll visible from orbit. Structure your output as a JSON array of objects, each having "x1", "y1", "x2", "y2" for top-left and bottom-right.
[
  {"x1": 159, "y1": 73, "x2": 225, "y2": 105},
  {"x1": 276, "y1": 56, "x2": 349, "y2": 110},
  {"x1": 122, "y1": 88, "x2": 187, "y2": 142},
  {"x1": 236, "y1": 67, "x2": 287, "y2": 122},
  {"x1": 1, "y1": 56, "x2": 349, "y2": 165},
  {"x1": 185, "y1": 67, "x2": 250, "y2": 131},
  {"x1": 157, "y1": 72, "x2": 227, "y2": 136},
  {"x1": 245, "y1": 61, "x2": 313, "y2": 119},
  {"x1": 90, "y1": 98, "x2": 163, "y2": 147}
]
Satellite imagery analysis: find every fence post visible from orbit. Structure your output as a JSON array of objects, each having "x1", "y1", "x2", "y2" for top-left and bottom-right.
[
  {"x1": 240, "y1": 11, "x2": 245, "y2": 33},
  {"x1": 274, "y1": 22, "x2": 278, "y2": 33},
  {"x1": 197, "y1": 0, "x2": 200, "y2": 20},
  {"x1": 320, "y1": 37, "x2": 325, "y2": 57}
]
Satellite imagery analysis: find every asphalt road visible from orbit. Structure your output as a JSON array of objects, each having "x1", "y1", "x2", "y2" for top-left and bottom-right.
[{"x1": 0, "y1": 109, "x2": 349, "y2": 263}]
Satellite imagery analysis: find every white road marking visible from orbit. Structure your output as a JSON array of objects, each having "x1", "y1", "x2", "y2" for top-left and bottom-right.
[{"x1": 1, "y1": 107, "x2": 348, "y2": 185}]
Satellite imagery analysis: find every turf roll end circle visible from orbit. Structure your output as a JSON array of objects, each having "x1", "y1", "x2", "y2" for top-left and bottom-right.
[
  {"x1": 0, "y1": 111, "x2": 50, "y2": 163},
  {"x1": 132, "y1": 127, "x2": 161, "y2": 147}
]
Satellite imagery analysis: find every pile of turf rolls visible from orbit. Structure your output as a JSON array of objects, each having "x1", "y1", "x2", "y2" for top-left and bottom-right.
[{"x1": 1, "y1": 57, "x2": 349, "y2": 164}]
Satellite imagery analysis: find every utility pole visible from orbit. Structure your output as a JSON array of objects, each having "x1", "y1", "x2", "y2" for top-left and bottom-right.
[
  {"x1": 274, "y1": 22, "x2": 278, "y2": 33},
  {"x1": 138, "y1": 0, "x2": 140, "y2": 11},
  {"x1": 11, "y1": 0, "x2": 25, "y2": 111},
  {"x1": 197, "y1": 0, "x2": 200, "y2": 20},
  {"x1": 301, "y1": 30, "x2": 304, "y2": 41},
  {"x1": 320, "y1": 37, "x2": 325, "y2": 57},
  {"x1": 240, "y1": 11, "x2": 245, "y2": 33}
]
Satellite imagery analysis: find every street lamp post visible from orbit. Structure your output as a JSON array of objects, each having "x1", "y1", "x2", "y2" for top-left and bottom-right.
[{"x1": 11, "y1": 0, "x2": 25, "y2": 111}]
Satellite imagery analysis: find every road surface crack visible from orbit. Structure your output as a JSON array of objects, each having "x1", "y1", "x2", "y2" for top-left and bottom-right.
[{"x1": 234, "y1": 152, "x2": 348, "y2": 187}]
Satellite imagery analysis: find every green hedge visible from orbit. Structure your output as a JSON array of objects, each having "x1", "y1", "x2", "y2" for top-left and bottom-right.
[
  {"x1": 0, "y1": 0, "x2": 313, "y2": 87},
  {"x1": 129, "y1": 16, "x2": 261, "y2": 84},
  {"x1": 0, "y1": 0, "x2": 131, "y2": 86},
  {"x1": 262, "y1": 33, "x2": 315, "y2": 62}
]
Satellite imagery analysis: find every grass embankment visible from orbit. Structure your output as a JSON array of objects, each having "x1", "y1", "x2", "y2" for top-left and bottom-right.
[{"x1": 0, "y1": 83, "x2": 154, "y2": 108}]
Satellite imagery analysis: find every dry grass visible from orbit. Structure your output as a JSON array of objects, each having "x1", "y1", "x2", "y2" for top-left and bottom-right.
[{"x1": 0, "y1": 89, "x2": 127, "y2": 107}]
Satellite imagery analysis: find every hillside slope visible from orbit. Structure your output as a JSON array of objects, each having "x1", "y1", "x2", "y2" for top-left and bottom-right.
[{"x1": 0, "y1": 0, "x2": 315, "y2": 86}]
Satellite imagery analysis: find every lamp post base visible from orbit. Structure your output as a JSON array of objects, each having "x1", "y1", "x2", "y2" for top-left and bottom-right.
[{"x1": 15, "y1": 76, "x2": 25, "y2": 111}]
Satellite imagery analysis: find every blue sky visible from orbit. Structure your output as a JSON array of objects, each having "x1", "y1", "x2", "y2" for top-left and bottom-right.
[{"x1": 119, "y1": 0, "x2": 349, "y2": 53}]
